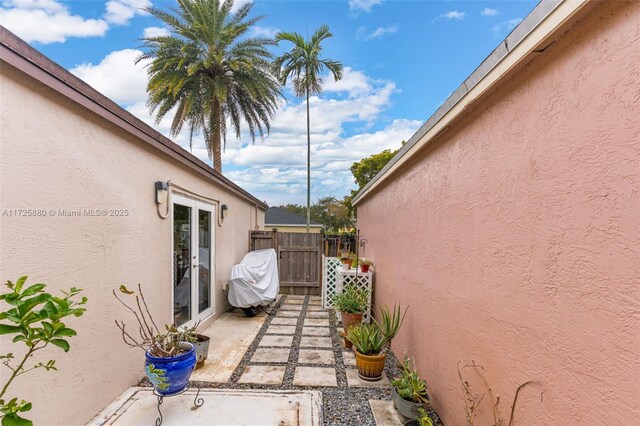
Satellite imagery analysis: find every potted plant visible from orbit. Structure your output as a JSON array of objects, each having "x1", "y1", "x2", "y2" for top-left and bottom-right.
[
  {"x1": 340, "y1": 252, "x2": 353, "y2": 269},
  {"x1": 392, "y1": 355, "x2": 430, "y2": 420},
  {"x1": 345, "y1": 304, "x2": 407, "y2": 381},
  {"x1": 181, "y1": 323, "x2": 210, "y2": 370},
  {"x1": 403, "y1": 408, "x2": 434, "y2": 426},
  {"x1": 113, "y1": 285, "x2": 196, "y2": 395},
  {"x1": 330, "y1": 285, "x2": 369, "y2": 332},
  {"x1": 360, "y1": 260, "x2": 373, "y2": 273}
]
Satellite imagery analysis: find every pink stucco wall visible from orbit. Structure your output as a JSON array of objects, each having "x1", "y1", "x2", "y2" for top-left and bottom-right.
[{"x1": 357, "y1": 2, "x2": 639, "y2": 424}]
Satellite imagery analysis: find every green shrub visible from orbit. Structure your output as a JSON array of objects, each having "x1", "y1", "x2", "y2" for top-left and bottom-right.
[
  {"x1": 0, "y1": 276, "x2": 87, "y2": 426},
  {"x1": 330, "y1": 285, "x2": 369, "y2": 314}
]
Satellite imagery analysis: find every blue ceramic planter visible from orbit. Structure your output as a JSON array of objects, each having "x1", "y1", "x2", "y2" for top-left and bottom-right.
[{"x1": 145, "y1": 342, "x2": 196, "y2": 395}]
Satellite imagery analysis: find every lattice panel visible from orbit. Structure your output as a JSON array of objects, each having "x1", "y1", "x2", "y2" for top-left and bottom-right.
[
  {"x1": 322, "y1": 256, "x2": 343, "y2": 308},
  {"x1": 323, "y1": 256, "x2": 373, "y2": 323},
  {"x1": 340, "y1": 270, "x2": 373, "y2": 323}
]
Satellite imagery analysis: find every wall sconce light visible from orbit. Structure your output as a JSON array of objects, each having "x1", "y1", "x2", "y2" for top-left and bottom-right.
[
  {"x1": 221, "y1": 204, "x2": 229, "y2": 220},
  {"x1": 155, "y1": 181, "x2": 168, "y2": 205}
]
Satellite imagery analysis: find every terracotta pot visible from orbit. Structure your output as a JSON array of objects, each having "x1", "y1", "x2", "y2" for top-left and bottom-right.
[
  {"x1": 341, "y1": 259, "x2": 352, "y2": 269},
  {"x1": 360, "y1": 264, "x2": 370, "y2": 273},
  {"x1": 341, "y1": 312, "x2": 363, "y2": 331},
  {"x1": 343, "y1": 336, "x2": 353, "y2": 349},
  {"x1": 354, "y1": 350, "x2": 387, "y2": 381}
]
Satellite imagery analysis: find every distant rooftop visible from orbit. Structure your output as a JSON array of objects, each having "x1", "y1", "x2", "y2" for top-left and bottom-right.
[{"x1": 265, "y1": 207, "x2": 322, "y2": 227}]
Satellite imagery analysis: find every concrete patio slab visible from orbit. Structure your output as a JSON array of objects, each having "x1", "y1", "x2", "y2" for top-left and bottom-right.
[
  {"x1": 238, "y1": 365, "x2": 286, "y2": 385},
  {"x1": 345, "y1": 369, "x2": 390, "y2": 388},
  {"x1": 265, "y1": 325, "x2": 296, "y2": 335},
  {"x1": 307, "y1": 305, "x2": 326, "y2": 311},
  {"x1": 298, "y1": 349, "x2": 335, "y2": 365},
  {"x1": 307, "y1": 311, "x2": 329, "y2": 318},
  {"x1": 286, "y1": 295, "x2": 306, "y2": 300},
  {"x1": 302, "y1": 326, "x2": 330, "y2": 336},
  {"x1": 309, "y1": 296, "x2": 321, "y2": 302},
  {"x1": 277, "y1": 310, "x2": 300, "y2": 318},
  {"x1": 251, "y1": 348, "x2": 291, "y2": 363},
  {"x1": 308, "y1": 300, "x2": 322, "y2": 306},
  {"x1": 89, "y1": 387, "x2": 322, "y2": 426},
  {"x1": 281, "y1": 304, "x2": 303, "y2": 311},
  {"x1": 190, "y1": 311, "x2": 266, "y2": 383},
  {"x1": 259, "y1": 335, "x2": 294, "y2": 347},
  {"x1": 304, "y1": 318, "x2": 330, "y2": 327},
  {"x1": 342, "y1": 351, "x2": 356, "y2": 366},
  {"x1": 369, "y1": 400, "x2": 404, "y2": 426},
  {"x1": 300, "y1": 336, "x2": 332, "y2": 348},
  {"x1": 283, "y1": 299, "x2": 304, "y2": 305},
  {"x1": 293, "y1": 367, "x2": 337, "y2": 387},
  {"x1": 271, "y1": 317, "x2": 298, "y2": 325}
]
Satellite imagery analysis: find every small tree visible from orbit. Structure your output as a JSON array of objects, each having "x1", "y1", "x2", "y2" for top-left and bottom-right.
[{"x1": 0, "y1": 276, "x2": 87, "y2": 426}]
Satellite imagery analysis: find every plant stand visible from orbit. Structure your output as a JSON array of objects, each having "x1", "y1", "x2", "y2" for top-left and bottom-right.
[{"x1": 153, "y1": 382, "x2": 204, "y2": 426}]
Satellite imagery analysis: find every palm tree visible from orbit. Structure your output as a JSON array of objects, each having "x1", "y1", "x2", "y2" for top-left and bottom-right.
[
  {"x1": 139, "y1": 0, "x2": 282, "y2": 172},
  {"x1": 273, "y1": 26, "x2": 343, "y2": 232}
]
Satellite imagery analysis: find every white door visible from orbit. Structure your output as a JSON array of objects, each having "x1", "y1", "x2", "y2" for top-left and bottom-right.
[{"x1": 172, "y1": 194, "x2": 215, "y2": 327}]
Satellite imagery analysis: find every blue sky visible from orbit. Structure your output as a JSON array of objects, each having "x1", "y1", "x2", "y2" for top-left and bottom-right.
[{"x1": 1, "y1": 0, "x2": 537, "y2": 205}]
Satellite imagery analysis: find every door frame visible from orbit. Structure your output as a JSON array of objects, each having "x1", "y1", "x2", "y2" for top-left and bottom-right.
[{"x1": 171, "y1": 193, "x2": 216, "y2": 328}]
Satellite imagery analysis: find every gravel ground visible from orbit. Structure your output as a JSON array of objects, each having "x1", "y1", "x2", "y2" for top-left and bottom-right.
[{"x1": 139, "y1": 296, "x2": 441, "y2": 426}]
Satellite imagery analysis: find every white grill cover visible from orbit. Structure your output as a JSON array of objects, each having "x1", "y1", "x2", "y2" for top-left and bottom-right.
[{"x1": 227, "y1": 249, "x2": 279, "y2": 308}]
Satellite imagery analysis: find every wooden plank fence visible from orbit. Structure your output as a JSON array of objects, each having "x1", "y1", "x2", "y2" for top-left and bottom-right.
[{"x1": 249, "y1": 230, "x2": 323, "y2": 295}]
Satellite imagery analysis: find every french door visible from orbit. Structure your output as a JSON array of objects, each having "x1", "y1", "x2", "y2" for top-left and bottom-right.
[{"x1": 172, "y1": 194, "x2": 215, "y2": 327}]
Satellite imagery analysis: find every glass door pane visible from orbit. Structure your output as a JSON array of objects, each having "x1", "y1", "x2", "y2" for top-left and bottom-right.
[
  {"x1": 198, "y1": 209, "x2": 211, "y2": 313},
  {"x1": 173, "y1": 204, "x2": 191, "y2": 326}
]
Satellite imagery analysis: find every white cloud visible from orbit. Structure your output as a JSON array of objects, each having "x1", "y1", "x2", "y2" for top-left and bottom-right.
[
  {"x1": 480, "y1": 8, "x2": 499, "y2": 16},
  {"x1": 249, "y1": 26, "x2": 279, "y2": 38},
  {"x1": 492, "y1": 18, "x2": 523, "y2": 35},
  {"x1": 70, "y1": 49, "x2": 149, "y2": 105},
  {"x1": 104, "y1": 0, "x2": 150, "y2": 25},
  {"x1": 0, "y1": 0, "x2": 108, "y2": 43},
  {"x1": 323, "y1": 67, "x2": 372, "y2": 97},
  {"x1": 143, "y1": 26, "x2": 170, "y2": 38},
  {"x1": 230, "y1": 0, "x2": 252, "y2": 13},
  {"x1": 438, "y1": 10, "x2": 467, "y2": 21},
  {"x1": 348, "y1": 0, "x2": 382, "y2": 13},
  {"x1": 356, "y1": 25, "x2": 398, "y2": 41}
]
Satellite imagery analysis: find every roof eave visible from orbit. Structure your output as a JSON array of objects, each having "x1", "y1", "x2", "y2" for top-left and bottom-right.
[{"x1": 352, "y1": 0, "x2": 592, "y2": 206}]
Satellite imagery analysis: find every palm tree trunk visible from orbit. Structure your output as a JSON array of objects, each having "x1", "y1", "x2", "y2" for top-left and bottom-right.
[
  {"x1": 212, "y1": 99, "x2": 222, "y2": 173},
  {"x1": 306, "y1": 85, "x2": 311, "y2": 233}
]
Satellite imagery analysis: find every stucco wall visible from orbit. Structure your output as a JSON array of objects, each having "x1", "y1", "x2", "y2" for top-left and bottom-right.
[
  {"x1": 357, "y1": 2, "x2": 639, "y2": 425},
  {"x1": 0, "y1": 63, "x2": 264, "y2": 424}
]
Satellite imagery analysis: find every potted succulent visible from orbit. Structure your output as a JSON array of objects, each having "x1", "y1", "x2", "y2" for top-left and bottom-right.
[
  {"x1": 392, "y1": 355, "x2": 430, "y2": 420},
  {"x1": 403, "y1": 408, "x2": 434, "y2": 426},
  {"x1": 113, "y1": 285, "x2": 197, "y2": 395},
  {"x1": 360, "y1": 260, "x2": 374, "y2": 273},
  {"x1": 330, "y1": 285, "x2": 370, "y2": 339},
  {"x1": 345, "y1": 304, "x2": 407, "y2": 381}
]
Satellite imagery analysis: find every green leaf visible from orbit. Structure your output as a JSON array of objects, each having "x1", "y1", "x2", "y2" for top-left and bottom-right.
[
  {"x1": 0, "y1": 324, "x2": 22, "y2": 335},
  {"x1": 2, "y1": 413, "x2": 33, "y2": 426},
  {"x1": 53, "y1": 328, "x2": 76, "y2": 337},
  {"x1": 49, "y1": 339, "x2": 70, "y2": 352},
  {"x1": 20, "y1": 284, "x2": 46, "y2": 297},
  {"x1": 12, "y1": 335, "x2": 26, "y2": 343},
  {"x1": 14, "y1": 276, "x2": 28, "y2": 293},
  {"x1": 18, "y1": 403, "x2": 31, "y2": 413}
]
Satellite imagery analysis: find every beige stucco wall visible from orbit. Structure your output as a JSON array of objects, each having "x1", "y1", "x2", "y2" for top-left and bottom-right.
[
  {"x1": 266, "y1": 225, "x2": 322, "y2": 234},
  {"x1": 0, "y1": 63, "x2": 264, "y2": 424},
  {"x1": 357, "y1": 1, "x2": 639, "y2": 425}
]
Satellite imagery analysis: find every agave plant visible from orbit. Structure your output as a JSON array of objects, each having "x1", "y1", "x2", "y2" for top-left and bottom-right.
[
  {"x1": 344, "y1": 323, "x2": 386, "y2": 355},
  {"x1": 345, "y1": 304, "x2": 408, "y2": 355},
  {"x1": 374, "y1": 304, "x2": 408, "y2": 353}
]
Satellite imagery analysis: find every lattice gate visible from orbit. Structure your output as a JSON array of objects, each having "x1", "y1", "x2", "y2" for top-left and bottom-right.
[{"x1": 322, "y1": 256, "x2": 373, "y2": 322}]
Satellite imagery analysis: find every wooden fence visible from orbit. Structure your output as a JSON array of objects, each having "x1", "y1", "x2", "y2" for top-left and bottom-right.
[{"x1": 249, "y1": 230, "x2": 323, "y2": 295}]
